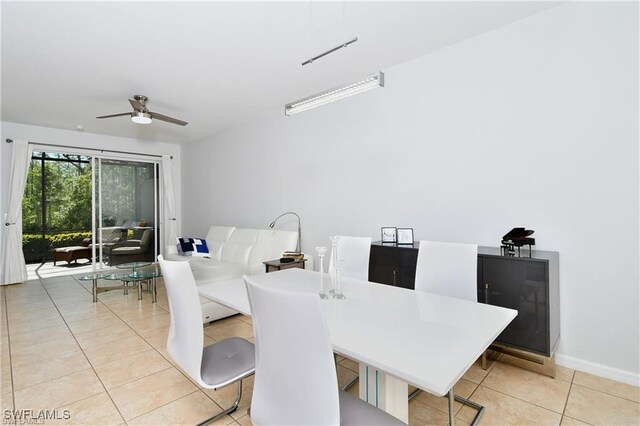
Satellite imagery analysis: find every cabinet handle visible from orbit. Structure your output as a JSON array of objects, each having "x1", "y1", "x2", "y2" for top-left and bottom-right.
[
  {"x1": 484, "y1": 283, "x2": 490, "y2": 304},
  {"x1": 393, "y1": 270, "x2": 398, "y2": 286}
]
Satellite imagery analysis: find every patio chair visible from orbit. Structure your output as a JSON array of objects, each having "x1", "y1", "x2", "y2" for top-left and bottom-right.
[{"x1": 107, "y1": 229, "x2": 155, "y2": 265}]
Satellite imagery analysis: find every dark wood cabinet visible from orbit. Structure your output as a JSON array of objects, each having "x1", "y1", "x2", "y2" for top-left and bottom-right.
[
  {"x1": 368, "y1": 242, "x2": 559, "y2": 357},
  {"x1": 369, "y1": 243, "x2": 417, "y2": 289}
]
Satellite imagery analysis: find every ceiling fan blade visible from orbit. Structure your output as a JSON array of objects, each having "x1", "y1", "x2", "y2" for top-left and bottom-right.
[
  {"x1": 96, "y1": 112, "x2": 132, "y2": 119},
  {"x1": 150, "y1": 111, "x2": 188, "y2": 126},
  {"x1": 129, "y1": 98, "x2": 147, "y2": 111}
]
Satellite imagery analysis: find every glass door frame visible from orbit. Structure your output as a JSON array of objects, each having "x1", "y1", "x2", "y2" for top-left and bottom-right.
[
  {"x1": 26, "y1": 143, "x2": 163, "y2": 271},
  {"x1": 93, "y1": 156, "x2": 161, "y2": 270}
]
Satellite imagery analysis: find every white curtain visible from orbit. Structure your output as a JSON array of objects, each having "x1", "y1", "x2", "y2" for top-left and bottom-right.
[
  {"x1": 161, "y1": 155, "x2": 177, "y2": 255},
  {"x1": 1, "y1": 140, "x2": 33, "y2": 285}
]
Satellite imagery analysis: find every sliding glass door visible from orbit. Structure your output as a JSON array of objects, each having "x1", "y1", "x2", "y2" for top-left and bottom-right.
[
  {"x1": 22, "y1": 150, "x2": 160, "y2": 271},
  {"x1": 95, "y1": 159, "x2": 159, "y2": 267}
]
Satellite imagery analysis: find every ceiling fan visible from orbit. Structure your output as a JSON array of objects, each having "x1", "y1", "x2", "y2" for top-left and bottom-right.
[{"x1": 96, "y1": 95, "x2": 188, "y2": 126}]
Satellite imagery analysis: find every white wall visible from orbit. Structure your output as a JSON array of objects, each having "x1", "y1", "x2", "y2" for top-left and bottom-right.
[
  {"x1": 181, "y1": 2, "x2": 638, "y2": 383},
  {"x1": 0, "y1": 121, "x2": 183, "y2": 275}
]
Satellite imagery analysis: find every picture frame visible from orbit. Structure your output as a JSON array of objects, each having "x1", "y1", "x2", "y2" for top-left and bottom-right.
[
  {"x1": 397, "y1": 228, "x2": 414, "y2": 245},
  {"x1": 381, "y1": 227, "x2": 397, "y2": 243}
]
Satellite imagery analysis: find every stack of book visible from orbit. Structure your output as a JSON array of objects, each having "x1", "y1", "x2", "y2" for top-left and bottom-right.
[{"x1": 282, "y1": 251, "x2": 304, "y2": 260}]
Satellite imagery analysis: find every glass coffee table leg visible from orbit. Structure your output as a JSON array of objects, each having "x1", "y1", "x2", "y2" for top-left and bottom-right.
[
  {"x1": 93, "y1": 279, "x2": 98, "y2": 303},
  {"x1": 152, "y1": 277, "x2": 157, "y2": 303},
  {"x1": 138, "y1": 280, "x2": 143, "y2": 301}
]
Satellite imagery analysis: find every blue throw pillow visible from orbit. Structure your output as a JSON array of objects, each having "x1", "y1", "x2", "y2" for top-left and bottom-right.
[{"x1": 177, "y1": 238, "x2": 209, "y2": 257}]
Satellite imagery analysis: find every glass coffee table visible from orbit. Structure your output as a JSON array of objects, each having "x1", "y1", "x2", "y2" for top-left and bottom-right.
[
  {"x1": 127, "y1": 266, "x2": 161, "y2": 303},
  {"x1": 115, "y1": 261, "x2": 152, "y2": 272},
  {"x1": 79, "y1": 272, "x2": 110, "y2": 303},
  {"x1": 80, "y1": 262, "x2": 161, "y2": 303}
]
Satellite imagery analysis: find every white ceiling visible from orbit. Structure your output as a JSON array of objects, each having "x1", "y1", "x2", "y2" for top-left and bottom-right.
[{"x1": 2, "y1": 1, "x2": 560, "y2": 144}]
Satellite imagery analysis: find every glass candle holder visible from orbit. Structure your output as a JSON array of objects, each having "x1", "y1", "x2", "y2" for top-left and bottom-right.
[
  {"x1": 329, "y1": 235, "x2": 341, "y2": 295},
  {"x1": 315, "y1": 246, "x2": 328, "y2": 299},
  {"x1": 332, "y1": 259, "x2": 345, "y2": 299}
]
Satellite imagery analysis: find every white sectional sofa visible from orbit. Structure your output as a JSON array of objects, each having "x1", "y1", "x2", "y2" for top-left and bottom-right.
[{"x1": 166, "y1": 226, "x2": 298, "y2": 323}]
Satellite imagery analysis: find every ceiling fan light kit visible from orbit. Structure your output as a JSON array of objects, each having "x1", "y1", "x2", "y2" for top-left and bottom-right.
[
  {"x1": 131, "y1": 111, "x2": 152, "y2": 125},
  {"x1": 285, "y1": 71, "x2": 384, "y2": 116},
  {"x1": 96, "y1": 94, "x2": 188, "y2": 126}
]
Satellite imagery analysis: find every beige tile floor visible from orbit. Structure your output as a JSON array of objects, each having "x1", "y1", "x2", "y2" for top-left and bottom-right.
[{"x1": 1, "y1": 274, "x2": 639, "y2": 425}]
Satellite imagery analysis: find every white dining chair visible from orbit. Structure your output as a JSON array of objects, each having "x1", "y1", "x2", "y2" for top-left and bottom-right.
[
  {"x1": 411, "y1": 241, "x2": 486, "y2": 424},
  {"x1": 328, "y1": 236, "x2": 372, "y2": 281},
  {"x1": 244, "y1": 275, "x2": 404, "y2": 426},
  {"x1": 157, "y1": 255, "x2": 255, "y2": 424},
  {"x1": 414, "y1": 240, "x2": 478, "y2": 302}
]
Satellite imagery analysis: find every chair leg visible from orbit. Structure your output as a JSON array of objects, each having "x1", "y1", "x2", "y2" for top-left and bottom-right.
[
  {"x1": 410, "y1": 389, "x2": 484, "y2": 425},
  {"x1": 408, "y1": 387, "x2": 422, "y2": 400},
  {"x1": 197, "y1": 380, "x2": 243, "y2": 426},
  {"x1": 454, "y1": 394, "x2": 485, "y2": 426},
  {"x1": 342, "y1": 375, "x2": 359, "y2": 391}
]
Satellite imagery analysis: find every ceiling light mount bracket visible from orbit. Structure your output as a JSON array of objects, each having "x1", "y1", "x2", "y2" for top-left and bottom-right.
[{"x1": 302, "y1": 37, "x2": 358, "y2": 66}]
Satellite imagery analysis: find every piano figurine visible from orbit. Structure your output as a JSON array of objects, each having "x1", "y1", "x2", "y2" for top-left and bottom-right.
[{"x1": 501, "y1": 227, "x2": 535, "y2": 257}]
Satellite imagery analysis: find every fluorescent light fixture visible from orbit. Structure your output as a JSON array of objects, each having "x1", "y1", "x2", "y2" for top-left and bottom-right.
[
  {"x1": 285, "y1": 71, "x2": 384, "y2": 116},
  {"x1": 131, "y1": 111, "x2": 152, "y2": 124}
]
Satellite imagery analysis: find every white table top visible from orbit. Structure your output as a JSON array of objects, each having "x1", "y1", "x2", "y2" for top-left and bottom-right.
[{"x1": 198, "y1": 268, "x2": 516, "y2": 396}]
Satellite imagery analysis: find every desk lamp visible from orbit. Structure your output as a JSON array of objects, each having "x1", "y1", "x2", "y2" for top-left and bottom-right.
[{"x1": 269, "y1": 212, "x2": 301, "y2": 254}]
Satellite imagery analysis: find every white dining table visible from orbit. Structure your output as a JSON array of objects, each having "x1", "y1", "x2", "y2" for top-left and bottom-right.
[{"x1": 198, "y1": 268, "x2": 516, "y2": 424}]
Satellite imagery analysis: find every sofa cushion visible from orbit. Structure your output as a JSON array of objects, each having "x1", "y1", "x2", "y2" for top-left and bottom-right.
[
  {"x1": 205, "y1": 226, "x2": 236, "y2": 243},
  {"x1": 228, "y1": 229, "x2": 259, "y2": 245},
  {"x1": 247, "y1": 229, "x2": 299, "y2": 274},
  {"x1": 221, "y1": 243, "x2": 253, "y2": 266},
  {"x1": 205, "y1": 226, "x2": 235, "y2": 260},
  {"x1": 190, "y1": 259, "x2": 245, "y2": 282},
  {"x1": 192, "y1": 265, "x2": 244, "y2": 282}
]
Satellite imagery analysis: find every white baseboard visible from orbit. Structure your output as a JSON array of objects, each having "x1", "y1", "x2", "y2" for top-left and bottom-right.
[{"x1": 556, "y1": 353, "x2": 640, "y2": 387}]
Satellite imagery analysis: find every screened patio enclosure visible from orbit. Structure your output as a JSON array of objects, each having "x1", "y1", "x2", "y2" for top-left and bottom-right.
[{"x1": 22, "y1": 150, "x2": 159, "y2": 268}]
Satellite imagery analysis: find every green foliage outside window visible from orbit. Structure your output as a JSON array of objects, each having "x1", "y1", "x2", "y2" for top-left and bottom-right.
[
  {"x1": 22, "y1": 153, "x2": 92, "y2": 233},
  {"x1": 22, "y1": 152, "x2": 156, "y2": 263}
]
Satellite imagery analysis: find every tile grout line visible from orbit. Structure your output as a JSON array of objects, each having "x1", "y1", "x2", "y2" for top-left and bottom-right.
[
  {"x1": 73, "y1": 275, "x2": 232, "y2": 423},
  {"x1": 465, "y1": 360, "x2": 574, "y2": 419},
  {"x1": 568, "y1": 376, "x2": 640, "y2": 405},
  {"x1": 66, "y1": 272, "x2": 180, "y2": 422},
  {"x1": 124, "y1": 388, "x2": 225, "y2": 425},
  {"x1": 558, "y1": 370, "x2": 595, "y2": 426},
  {"x1": 36, "y1": 273, "x2": 128, "y2": 423},
  {"x1": 2, "y1": 285, "x2": 17, "y2": 412},
  {"x1": 452, "y1": 358, "x2": 498, "y2": 420}
]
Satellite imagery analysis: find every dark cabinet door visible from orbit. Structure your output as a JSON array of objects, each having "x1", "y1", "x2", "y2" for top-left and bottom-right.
[
  {"x1": 398, "y1": 249, "x2": 418, "y2": 289},
  {"x1": 481, "y1": 257, "x2": 549, "y2": 355},
  {"x1": 369, "y1": 245, "x2": 397, "y2": 286},
  {"x1": 369, "y1": 245, "x2": 418, "y2": 288}
]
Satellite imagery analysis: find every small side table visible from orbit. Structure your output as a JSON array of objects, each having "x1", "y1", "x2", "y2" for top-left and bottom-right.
[{"x1": 263, "y1": 258, "x2": 307, "y2": 273}]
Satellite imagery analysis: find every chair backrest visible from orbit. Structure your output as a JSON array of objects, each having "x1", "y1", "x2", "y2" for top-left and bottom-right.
[
  {"x1": 157, "y1": 255, "x2": 206, "y2": 387},
  {"x1": 328, "y1": 236, "x2": 372, "y2": 281},
  {"x1": 139, "y1": 229, "x2": 154, "y2": 249},
  {"x1": 245, "y1": 276, "x2": 340, "y2": 426},
  {"x1": 414, "y1": 240, "x2": 478, "y2": 302}
]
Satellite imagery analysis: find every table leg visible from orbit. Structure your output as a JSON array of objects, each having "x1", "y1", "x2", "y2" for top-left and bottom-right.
[
  {"x1": 358, "y1": 363, "x2": 408, "y2": 423},
  {"x1": 92, "y1": 279, "x2": 98, "y2": 303},
  {"x1": 448, "y1": 389, "x2": 455, "y2": 426},
  {"x1": 137, "y1": 280, "x2": 143, "y2": 301}
]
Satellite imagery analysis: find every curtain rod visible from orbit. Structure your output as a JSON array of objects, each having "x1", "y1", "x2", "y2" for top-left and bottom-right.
[{"x1": 5, "y1": 138, "x2": 172, "y2": 159}]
